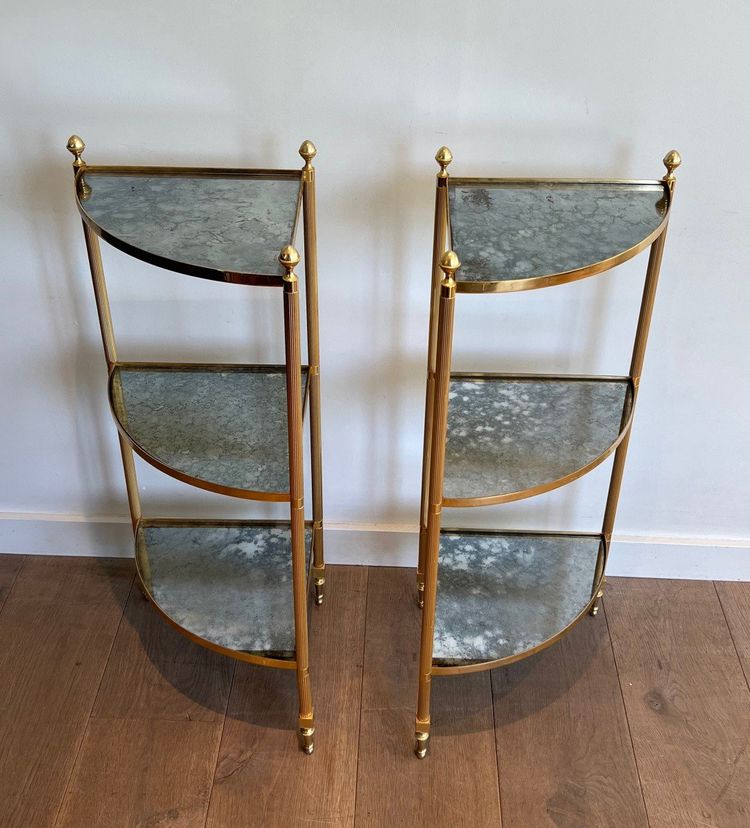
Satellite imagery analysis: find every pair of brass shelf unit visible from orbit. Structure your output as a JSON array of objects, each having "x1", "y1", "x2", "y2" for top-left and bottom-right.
[{"x1": 66, "y1": 135, "x2": 679, "y2": 758}]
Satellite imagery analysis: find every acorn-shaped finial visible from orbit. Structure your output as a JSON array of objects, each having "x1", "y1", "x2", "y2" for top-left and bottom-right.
[
  {"x1": 435, "y1": 146, "x2": 453, "y2": 178},
  {"x1": 439, "y1": 250, "x2": 460, "y2": 281},
  {"x1": 67, "y1": 135, "x2": 86, "y2": 169},
  {"x1": 299, "y1": 140, "x2": 317, "y2": 170},
  {"x1": 662, "y1": 150, "x2": 681, "y2": 182},
  {"x1": 279, "y1": 245, "x2": 301, "y2": 280}
]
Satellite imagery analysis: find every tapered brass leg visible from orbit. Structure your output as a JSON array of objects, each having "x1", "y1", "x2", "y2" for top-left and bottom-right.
[
  {"x1": 300, "y1": 141, "x2": 325, "y2": 608},
  {"x1": 415, "y1": 246, "x2": 458, "y2": 760},
  {"x1": 281, "y1": 246, "x2": 315, "y2": 755},
  {"x1": 417, "y1": 151, "x2": 451, "y2": 608}
]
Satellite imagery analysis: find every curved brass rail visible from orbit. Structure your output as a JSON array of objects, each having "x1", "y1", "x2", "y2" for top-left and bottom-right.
[
  {"x1": 450, "y1": 179, "x2": 671, "y2": 294},
  {"x1": 443, "y1": 378, "x2": 635, "y2": 509}
]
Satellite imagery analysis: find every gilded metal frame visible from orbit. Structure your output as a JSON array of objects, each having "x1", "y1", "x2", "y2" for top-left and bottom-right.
[
  {"x1": 67, "y1": 135, "x2": 325, "y2": 754},
  {"x1": 415, "y1": 147, "x2": 680, "y2": 758}
]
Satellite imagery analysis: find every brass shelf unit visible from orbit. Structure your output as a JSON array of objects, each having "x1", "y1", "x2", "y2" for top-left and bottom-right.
[
  {"x1": 66, "y1": 136, "x2": 325, "y2": 754},
  {"x1": 414, "y1": 146, "x2": 680, "y2": 758}
]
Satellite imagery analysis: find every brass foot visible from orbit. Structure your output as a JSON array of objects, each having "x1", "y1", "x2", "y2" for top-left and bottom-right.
[
  {"x1": 415, "y1": 730, "x2": 429, "y2": 759},
  {"x1": 314, "y1": 576, "x2": 325, "y2": 606},
  {"x1": 589, "y1": 587, "x2": 605, "y2": 617},
  {"x1": 416, "y1": 582, "x2": 425, "y2": 609},
  {"x1": 298, "y1": 726, "x2": 315, "y2": 755}
]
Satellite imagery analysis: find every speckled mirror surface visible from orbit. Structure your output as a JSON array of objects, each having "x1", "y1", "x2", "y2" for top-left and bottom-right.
[
  {"x1": 444, "y1": 377, "x2": 631, "y2": 503},
  {"x1": 79, "y1": 172, "x2": 300, "y2": 275},
  {"x1": 111, "y1": 366, "x2": 307, "y2": 495},
  {"x1": 434, "y1": 532, "x2": 601, "y2": 665},
  {"x1": 137, "y1": 522, "x2": 311, "y2": 658},
  {"x1": 449, "y1": 182, "x2": 667, "y2": 283}
]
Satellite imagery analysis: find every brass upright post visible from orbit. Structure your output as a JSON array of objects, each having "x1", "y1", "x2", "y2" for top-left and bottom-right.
[
  {"x1": 67, "y1": 136, "x2": 142, "y2": 533},
  {"x1": 299, "y1": 140, "x2": 326, "y2": 606},
  {"x1": 592, "y1": 150, "x2": 681, "y2": 615},
  {"x1": 280, "y1": 245, "x2": 315, "y2": 754},
  {"x1": 415, "y1": 250, "x2": 459, "y2": 759},
  {"x1": 417, "y1": 147, "x2": 452, "y2": 608}
]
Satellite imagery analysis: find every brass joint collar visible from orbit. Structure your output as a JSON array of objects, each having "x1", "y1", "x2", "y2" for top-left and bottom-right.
[
  {"x1": 291, "y1": 497, "x2": 304, "y2": 510},
  {"x1": 312, "y1": 519, "x2": 323, "y2": 530},
  {"x1": 440, "y1": 278, "x2": 456, "y2": 296},
  {"x1": 308, "y1": 365, "x2": 320, "y2": 377}
]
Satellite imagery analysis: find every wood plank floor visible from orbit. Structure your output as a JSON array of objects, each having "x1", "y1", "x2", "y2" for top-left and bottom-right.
[{"x1": 0, "y1": 557, "x2": 748, "y2": 827}]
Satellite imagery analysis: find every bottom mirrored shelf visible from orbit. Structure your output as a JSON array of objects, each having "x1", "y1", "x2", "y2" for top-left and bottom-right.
[
  {"x1": 135, "y1": 519, "x2": 312, "y2": 663},
  {"x1": 433, "y1": 530, "x2": 603, "y2": 669}
]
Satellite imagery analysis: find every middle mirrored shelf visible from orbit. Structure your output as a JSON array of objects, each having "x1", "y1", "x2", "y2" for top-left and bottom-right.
[
  {"x1": 110, "y1": 363, "x2": 309, "y2": 500},
  {"x1": 443, "y1": 374, "x2": 633, "y2": 507}
]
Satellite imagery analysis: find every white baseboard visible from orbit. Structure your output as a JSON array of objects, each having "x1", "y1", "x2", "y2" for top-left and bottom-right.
[{"x1": 0, "y1": 514, "x2": 748, "y2": 581}]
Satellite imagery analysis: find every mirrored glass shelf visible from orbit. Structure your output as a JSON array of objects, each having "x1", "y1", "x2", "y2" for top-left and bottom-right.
[
  {"x1": 110, "y1": 364, "x2": 309, "y2": 501},
  {"x1": 443, "y1": 374, "x2": 632, "y2": 507},
  {"x1": 448, "y1": 179, "x2": 669, "y2": 292},
  {"x1": 136, "y1": 520, "x2": 312, "y2": 662},
  {"x1": 77, "y1": 168, "x2": 302, "y2": 284},
  {"x1": 433, "y1": 530, "x2": 602, "y2": 669}
]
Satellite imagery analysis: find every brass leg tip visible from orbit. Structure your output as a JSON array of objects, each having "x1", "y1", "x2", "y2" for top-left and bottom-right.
[
  {"x1": 417, "y1": 584, "x2": 425, "y2": 609},
  {"x1": 298, "y1": 727, "x2": 315, "y2": 755},
  {"x1": 314, "y1": 578, "x2": 325, "y2": 606},
  {"x1": 415, "y1": 732, "x2": 429, "y2": 759},
  {"x1": 589, "y1": 588, "x2": 604, "y2": 616}
]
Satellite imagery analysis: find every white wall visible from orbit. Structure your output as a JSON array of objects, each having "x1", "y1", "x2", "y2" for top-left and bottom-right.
[{"x1": 1, "y1": 1, "x2": 749, "y2": 573}]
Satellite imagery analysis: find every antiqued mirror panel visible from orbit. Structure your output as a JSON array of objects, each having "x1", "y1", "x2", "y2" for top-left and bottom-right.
[
  {"x1": 449, "y1": 181, "x2": 667, "y2": 283},
  {"x1": 79, "y1": 172, "x2": 300, "y2": 275}
]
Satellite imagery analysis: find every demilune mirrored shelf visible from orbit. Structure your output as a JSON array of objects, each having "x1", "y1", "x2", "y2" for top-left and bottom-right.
[
  {"x1": 433, "y1": 531, "x2": 602, "y2": 669},
  {"x1": 448, "y1": 180, "x2": 669, "y2": 291},
  {"x1": 136, "y1": 520, "x2": 312, "y2": 662},
  {"x1": 110, "y1": 364, "x2": 309, "y2": 500},
  {"x1": 444, "y1": 375, "x2": 633, "y2": 506},
  {"x1": 77, "y1": 169, "x2": 302, "y2": 283}
]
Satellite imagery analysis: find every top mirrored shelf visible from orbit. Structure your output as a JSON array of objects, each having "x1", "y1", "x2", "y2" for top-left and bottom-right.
[
  {"x1": 76, "y1": 168, "x2": 302, "y2": 285},
  {"x1": 448, "y1": 180, "x2": 669, "y2": 292}
]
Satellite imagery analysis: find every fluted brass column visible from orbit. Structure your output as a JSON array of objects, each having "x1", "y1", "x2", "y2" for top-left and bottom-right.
[
  {"x1": 592, "y1": 150, "x2": 681, "y2": 615},
  {"x1": 417, "y1": 147, "x2": 452, "y2": 608},
  {"x1": 67, "y1": 135, "x2": 142, "y2": 532},
  {"x1": 415, "y1": 250, "x2": 459, "y2": 758},
  {"x1": 280, "y1": 245, "x2": 315, "y2": 754}
]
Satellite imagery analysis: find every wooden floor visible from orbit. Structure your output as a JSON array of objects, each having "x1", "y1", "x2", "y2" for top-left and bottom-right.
[{"x1": 1, "y1": 557, "x2": 749, "y2": 827}]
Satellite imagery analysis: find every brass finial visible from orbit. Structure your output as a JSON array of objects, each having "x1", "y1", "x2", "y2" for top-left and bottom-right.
[
  {"x1": 435, "y1": 146, "x2": 453, "y2": 178},
  {"x1": 439, "y1": 250, "x2": 460, "y2": 284},
  {"x1": 67, "y1": 135, "x2": 86, "y2": 169},
  {"x1": 279, "y1": 245, "x2": 300, "y2": 281},
  {"x1": 662, "y1": 150, "x2": 681, "y2": 183},
  {"x1": 299, "y1": 140, "x2": 317, "y2": 171}
]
